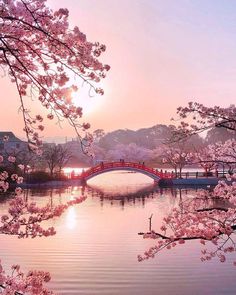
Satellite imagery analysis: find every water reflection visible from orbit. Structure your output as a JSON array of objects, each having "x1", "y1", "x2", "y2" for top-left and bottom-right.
[
  {"x1": 1, "y1": 172, "x2": 236, "y2": 295},
  {"x1": 83, "y1": 183, "x2": 200, "y2": 209},
  {"x1": 14, "y1": 183, "x2": 227, "y2": 221},
  {"x1": 66, "y1": 207, "x2": 77, "y2": 230},
  {"x1": 15, "y1": 184, "x2": 202, "y2": 210},
  {"x1": 19, "y1": 185, "x2": 198, "y2": 210}
]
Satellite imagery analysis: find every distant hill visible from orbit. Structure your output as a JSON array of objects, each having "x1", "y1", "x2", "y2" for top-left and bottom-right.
[
  {"x1": 97, "y1": 124, "x2": 204, "y2": 150},
  {"x1": 205, "y1": 127, "x2": 236, "y2": 144},
  {"x1": 97, "y1": 125, "x2": 173, "y2": 150}
]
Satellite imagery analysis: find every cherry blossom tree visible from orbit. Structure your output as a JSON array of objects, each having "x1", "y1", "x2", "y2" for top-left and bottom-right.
[
  {"x1": 171, "y1": 102, "x2": 236, "y2": 142},
  {"x1": 0, "y1": 148, "x2": 87, "y2": 294},
  {"x1": 0, "y1": 0, "x2": 109, "y2": 293},
  {"x1": 194, "y1": 145, "x2": 219, "y2": 175},
  {"x1": 138, "y1": 176, "x2": 236, "y2": 265},
  {"x1": 139, "y1": 103, "x2": 236, "y2": 266},
  {"x1": 0, "y1": 195, "x2": 86, "y2": 294},
  {"x1": 1, "y1": 147, "x2": 37, "y2": 175},
  {"x1": 194, "y1": 140, "x2": 236, "y2": 175},
  {"x1": 217, "y1": 139, "x2": 236, "y2": 173},
  {"x1": 0, "y1": 0, "x2": 110, "y2": 152},
  {"x1": 162, "y1": 145, "x2": 192, "y2": 178}
]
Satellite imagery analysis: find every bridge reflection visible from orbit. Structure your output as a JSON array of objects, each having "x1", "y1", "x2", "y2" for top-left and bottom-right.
[
  {"x1": 82, "y1": 183, "x2": 196, "y2": 208},
  {"x1": 20, "y1": 185, "x2": 203, "y2": 209}
]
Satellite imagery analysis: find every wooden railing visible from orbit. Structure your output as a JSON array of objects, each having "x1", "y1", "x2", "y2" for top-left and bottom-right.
[
  {"x1": 79, "y1": 161, "x2": 173, "y2": 180},
  {"x1": 173, "y1": 170, "x2": 227, "y2": 179},
  {"x1": 64, "y1": 162, "x2": 229, "y2": 181}
]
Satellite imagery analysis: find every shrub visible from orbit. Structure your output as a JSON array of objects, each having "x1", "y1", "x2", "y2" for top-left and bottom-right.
[{"x1": 27, "y1": 171, "x2": 52, "y2": 183}]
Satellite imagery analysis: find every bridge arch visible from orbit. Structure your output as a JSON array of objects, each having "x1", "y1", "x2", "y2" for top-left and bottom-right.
[{"x1": 79, "y1": 162, "x2": 173, "y2": 183}]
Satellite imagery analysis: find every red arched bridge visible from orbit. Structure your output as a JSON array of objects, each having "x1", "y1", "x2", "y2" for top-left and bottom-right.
[{"x1": 78, "y1": 161, "x2": 174, "y2": 183}]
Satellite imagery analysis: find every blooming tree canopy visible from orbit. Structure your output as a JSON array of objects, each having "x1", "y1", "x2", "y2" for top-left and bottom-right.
[
  {"x1": 194, "y1": 140, "x2": 236, "y2": 174},
  {"x1": 0, "y1": 0, "x2": 109, "y2": 293},
  {"x1": 194, "y1": 145, "x2": 219, "y2": 174},
  {"x1": 162, "y1": 145, "x2": 192, "y2": 177},
  {"x1": 139, "y1": 176, "x2": 236, "y2": 264},
  {"x1": 139, "y1": 103, "x2": 236, "y2": 266},
  {"x1": 0, "y1": 148, "x2": 87, "y2": 294},
  {"x1": 217, "y1": 139, "x2": 236, "y2": 172},
  {"x1": 172, "y1": 102, "x2": 236, "y2": 142},
  {"x1": 0, "y1": 0, "x2": 110, "y2": 151}
]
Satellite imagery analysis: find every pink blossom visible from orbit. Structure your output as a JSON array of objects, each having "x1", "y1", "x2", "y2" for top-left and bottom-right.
[
  {"x1": 82, "y1": 123, "x2": 91, "y2": 130},
  {"x1": 219, "y1": 255, "x2": 226, "y2": 263},
  {"x1": 8, "y1": 156, "x2": 16, "y2": 163},
  {"x1": 35, "y1": 115, "x2": 43, "y2": 122},
  {"x1": 18, "y1": 164, "x2": 25, "y2": 170},
  {"x1": 38, "y1": 125, "x2": 44, "y2": 131},
  {"x1": 0, "y1": 0, "x2": 109, "y2": 151},
  {"x1": 15, "y1": 187, "x2": 23, "y2": 195},
  {"x1": 16, "y1": 177, "x2": 24, "y2": 184},
  {"x1": 47, "y1": 114, "x2": 54, "y2": 120}
]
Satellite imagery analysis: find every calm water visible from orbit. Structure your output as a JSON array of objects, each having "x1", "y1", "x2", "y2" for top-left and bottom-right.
[{"x1": 1, "y1": 172, "x2": 236, "y2": 295}]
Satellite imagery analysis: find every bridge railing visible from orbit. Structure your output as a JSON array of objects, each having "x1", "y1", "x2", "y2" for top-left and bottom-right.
[
  {"x1": 80, "y1": 162, "x2": 174, "y2": 179},
  {"x1": 70, "y1": 162, "x2": 229, "y2": 180},
  {"x1": 173, "y1": 170, "x2": 228, "y2": 179}
]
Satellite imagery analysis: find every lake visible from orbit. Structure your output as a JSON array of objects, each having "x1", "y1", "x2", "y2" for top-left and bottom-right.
[{"x1": 1, "y1": 171, "x2": 235, "y2": 294}]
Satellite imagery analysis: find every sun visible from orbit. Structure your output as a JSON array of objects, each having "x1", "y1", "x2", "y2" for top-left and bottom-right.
[{"x1": 71, "y1": 86, "x2": 104, "y2": 115}]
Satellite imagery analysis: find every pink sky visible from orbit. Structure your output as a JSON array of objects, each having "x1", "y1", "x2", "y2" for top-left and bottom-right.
[{"x1": 1, "y1": 0, "x2": 236, "y2": 140}]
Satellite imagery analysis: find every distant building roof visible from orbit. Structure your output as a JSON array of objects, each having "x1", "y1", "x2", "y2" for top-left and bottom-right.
[{"x1": 0, "y1": 132, "x2": 24, "y2": 142}]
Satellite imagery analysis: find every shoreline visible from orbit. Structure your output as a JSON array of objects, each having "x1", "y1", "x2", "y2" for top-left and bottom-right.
[
  {"x1": 19, "y1": 179, "x2": 83, "y2": 188},
  {"x1": 17, "y1": 177, "x2": 228, "y2": 189},
  {"x1": 159, "y1": 177, "x2": 222, "y2": 187}
]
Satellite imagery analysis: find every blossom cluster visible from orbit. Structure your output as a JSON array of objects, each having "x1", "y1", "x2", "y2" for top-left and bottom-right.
[
  {"x1": 0, "y1": 261, "x2": 53, "y2": 295},
  {"x1": 172, "y1": 102, "x2": 236, "y2": 141},
  {"x1": 0, "y1": 0, "x2": 110, "y2": 150},
  {"x1": 139, "y1": 175, "x2": 236, "y2": 264},
  {"x1": 0, "y1": 148, "x2": 87, "y2": 293}
]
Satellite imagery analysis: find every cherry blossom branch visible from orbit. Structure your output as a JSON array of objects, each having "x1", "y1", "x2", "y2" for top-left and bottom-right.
[
  {"x1": 0, "y1": 0, "x2": 110, "y2": 150},
  {"x1": 171, "y1": 102, "x2": 236, "y2": 142},
  {"x1": 0, "y1": 148, "x2": 88, "y2": 294}
]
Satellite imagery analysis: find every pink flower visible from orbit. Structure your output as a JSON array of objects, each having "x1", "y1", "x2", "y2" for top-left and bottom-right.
[
  {"x1": 219, "y1": 255, "x2": 226, "y2": 263},
  {"x1": 15, "y1": 187, "x2": 23, "y2": 195},
  {"x1": 47, "y1": 114, "x2": 54, "y2": 120},
  {"x1": 11, "y1": 174, "x2": 18, "y2": 181},
  {"x1": 16, "y1": 177, "x2": 24, "y2": 184},
  {"x1": 38, "y1": 125, "x2": 44, "y2": 131},
  {"x1": 178, "y1": 239, "x2": 185, "y2": 244},
  {"x1": 18, "y1": 164, "x2": 25, "y2": 170},
  {"x1": 35, "y1": 115, "x2": 43, "y2": 122},
  {"x1": 8, "y1": 156, "x2": 16, "y2": 163},
  {"x1": 82, "y1": 123, "x2": 91, "y2": 130},
  {"x1": 160, "y1": 225, "x2": 167, "y2": 231}
]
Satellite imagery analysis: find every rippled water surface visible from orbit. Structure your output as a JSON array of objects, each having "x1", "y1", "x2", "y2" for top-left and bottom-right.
[{"x1": 1, "y1": 172, "x2": 236, "y2": 294}]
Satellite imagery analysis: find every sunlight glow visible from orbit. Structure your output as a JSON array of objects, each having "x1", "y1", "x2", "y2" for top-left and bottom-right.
[
  {"x1": 63, "y1": 167, "x2": 88, "y2": 176},
  {"x1": 66, "y1": 207, "x2": 77, "y2": 230},
  {"x1": 71, "y1": 86, "x2": 104, "y2": 115}
]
